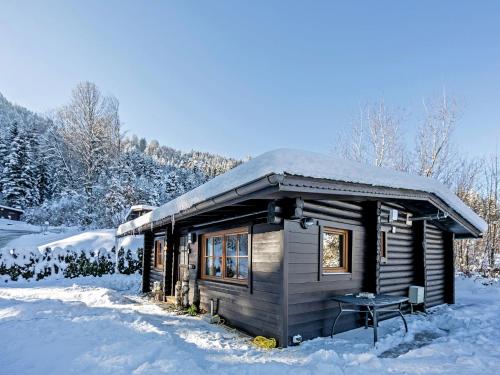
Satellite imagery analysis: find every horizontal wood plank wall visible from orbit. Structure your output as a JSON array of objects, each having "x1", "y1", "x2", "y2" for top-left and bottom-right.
[
  {"x1": 379, "y1": 204, "x2": 416, "y2": 302},
  {"x1": 197, "y1": 223, "x2": 284, "y2": 344},
  {"x1": 425, "y1": 223, "x2": 447, "y2": 307},
  {"x1": 286, "y1": 200, "x2": 366, "y2": 344}
]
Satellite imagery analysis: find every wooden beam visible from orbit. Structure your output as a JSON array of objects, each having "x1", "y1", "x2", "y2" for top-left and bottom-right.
[
  {"x1": 414, "y1": 220, "x2": 427, "y2": 311},
  {"x1": 364, "y1": 201, "x2": 381, "y2": 294},
  {"x1": 444, "y1": 231, "x2": 455, "y2": 304},
  {"x1": 142, "y1": 231, "x2": 153, "y2": 293}
]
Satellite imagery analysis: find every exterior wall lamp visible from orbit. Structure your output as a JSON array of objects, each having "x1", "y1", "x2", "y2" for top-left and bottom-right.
[{"x1": 300, "y1": 217, "x2": 315, "y2": 229}]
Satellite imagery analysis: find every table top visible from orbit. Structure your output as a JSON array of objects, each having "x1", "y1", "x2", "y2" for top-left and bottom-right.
[{"x1": 330, "y1": 294, "x2": 409, "y2": 307}]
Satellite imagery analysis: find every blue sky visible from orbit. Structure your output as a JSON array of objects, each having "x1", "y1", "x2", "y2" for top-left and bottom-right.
[{"x1": 0, "y1": 1, "x2": 499, "y2": 159}]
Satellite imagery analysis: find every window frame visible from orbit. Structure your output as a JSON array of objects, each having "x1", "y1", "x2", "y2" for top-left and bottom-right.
[
  {"x1": 200, "y1": 227, "x2": 250, "y2": 285},
  {"x1": 154, "y1": 238, "x2": 164, "y2": 270},
  {"x1": 321, "y1": 226, "x2": 350, "y2": 274},
  {"x1": 380, "y1": 229, "x2": 389, "y2": 264}
]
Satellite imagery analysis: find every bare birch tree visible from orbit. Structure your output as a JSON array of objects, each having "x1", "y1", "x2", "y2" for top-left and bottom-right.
[
  {"x1": 335, "y1": 101, "x2": 408, "y2": 171},
  {"x1": 415, "y1": 91, "x2": 458, "y2": 186},
  {"x1": 483, "y1": 152, "x2": 499, "y2": 271}
]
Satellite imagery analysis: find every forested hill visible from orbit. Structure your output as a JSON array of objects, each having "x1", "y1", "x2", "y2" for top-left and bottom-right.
[{"x1": 0, "y1": 87, "x2": 240, "y2": 228}]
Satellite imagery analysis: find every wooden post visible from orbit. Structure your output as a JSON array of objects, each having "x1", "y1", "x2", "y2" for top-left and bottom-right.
[
  {"x1": 364, "y1": 201, "x2": 381, "y2": 294},
  {"x1": 414, "y1": 220, "x2": 427, "y2": 311},
  {"x1": 444, "y1": 232, "x2": 455, "y2": 304},
  {"x1": 142, "y1": 230, "x2": 153, "y2": 293}
]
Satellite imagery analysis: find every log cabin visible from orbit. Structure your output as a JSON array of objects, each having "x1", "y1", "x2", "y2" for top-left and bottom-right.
[
  {"x1": 0, "y1": 204, "x2": 23, "y2": 221},
  {"x1": 116, "y1": 149, "x2": 486, "y2": 347}
]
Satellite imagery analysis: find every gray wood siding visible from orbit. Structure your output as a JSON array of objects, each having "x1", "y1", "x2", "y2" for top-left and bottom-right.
[
  {"x1": 379, "y1": 204, "x2": 416, "y2": 298},
  {"x1": 425, "y1": 223, "x2": 448, "y2": 307},
  {"x1": 286, "y1": 200, "x2": 366, "y2": 344},
  {"x1": 197, "y1": 223, "x2": 284, "y2": 344}
]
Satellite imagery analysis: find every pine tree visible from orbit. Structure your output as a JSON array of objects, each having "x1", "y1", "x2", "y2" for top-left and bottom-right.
[
  {"x1": 0, "y1": 133, "x2": 10, "y2": 192},
  {"x1": 1, "y1": 123, "x2": 26, "y2": 207},
  {"x1": 37, "y1": 156, "x2": 51, "y2": 203},
  {"x1": 22, "y1": 131, "x2": 41, "y2": 206}
]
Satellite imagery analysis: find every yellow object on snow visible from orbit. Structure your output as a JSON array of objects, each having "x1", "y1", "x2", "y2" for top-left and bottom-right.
[{"x1": 252, "y1": 336, "x2": 277, "y2": 349}]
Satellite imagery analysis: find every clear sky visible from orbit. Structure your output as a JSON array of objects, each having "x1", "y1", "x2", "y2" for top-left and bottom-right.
[{"x1": 0, "y1": 1, "x2": 499, "y2": 159}]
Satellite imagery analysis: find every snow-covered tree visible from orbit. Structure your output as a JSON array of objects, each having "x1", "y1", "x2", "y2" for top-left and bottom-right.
[
  {"x1": 55, "y1": 82, "x2": 121, "y2": 196},
  {"x1": 1, "y1": 123, "x2": 29, "y2": 207},
  {"x1": 0, "y1": 86, "x2": 238, "y2": 226}
]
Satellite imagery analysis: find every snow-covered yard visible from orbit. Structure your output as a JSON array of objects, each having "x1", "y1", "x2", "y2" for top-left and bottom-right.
[{"x1": 0, "y1": 276, "x2": 499, "y2": 375}]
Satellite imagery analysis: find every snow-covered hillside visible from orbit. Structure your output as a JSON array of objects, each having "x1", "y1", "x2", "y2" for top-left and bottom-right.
[{"x1": 0, "y1": 276, "x2": 498, "y2": 375}]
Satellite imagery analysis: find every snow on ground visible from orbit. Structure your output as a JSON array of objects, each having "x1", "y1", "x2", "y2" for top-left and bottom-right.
[
  {"x1": 0, "y1": 218, "x2": 41, "y2": 232},
  {"x1": 0, "y1": 276, "x2": 499, "y2": 375},
  {"x1": 2, "y1": 227, "x2": 82, "y2": 253}
]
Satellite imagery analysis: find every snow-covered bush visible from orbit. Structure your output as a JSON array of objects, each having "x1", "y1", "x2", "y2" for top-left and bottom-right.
[
  {"x1": 0, "y1": 246, "x2": 143, "y2": 282},
  {"x1": 117, "y1": 247, "x2": 143, "y2": 275}
]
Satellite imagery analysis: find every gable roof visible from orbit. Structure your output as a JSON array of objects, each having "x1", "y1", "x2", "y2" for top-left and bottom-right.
[{"x1": 117, "y1": 149, "x2": 487, "y2": 236}]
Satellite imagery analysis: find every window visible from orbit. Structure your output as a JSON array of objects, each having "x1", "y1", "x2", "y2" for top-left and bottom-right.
[
  {"x1": 179, "y1": 236, "x2": 189, "y2": 266},
  {"x1": 154, "y1": 239, "x2": 164, "y2": 269},
  {"x1": 202, "y1": 228, "x2": 249, "y2": 284},
  {"x1": 380, "y1": 230, "x2": 388, "y2": 264},
  {"x1": 322, "y1": 227, "x2": 349, "y2": 273}
]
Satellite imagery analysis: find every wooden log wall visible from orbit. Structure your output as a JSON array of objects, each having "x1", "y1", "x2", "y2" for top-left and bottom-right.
[
  {"x1": 425, "y1": 223, "x2": 451, "y2": 307},
  {"x1": 149, "y1": 234, "x2": 165, "y2": 291}
]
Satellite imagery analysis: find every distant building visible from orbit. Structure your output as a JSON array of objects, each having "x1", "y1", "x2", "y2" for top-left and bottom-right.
[
  {"x1": 0, "y1": 205, "x2": 24, "y2": 221},
  {"x1": 123, "y1": 205, "x2": 156, "y2": 223}
]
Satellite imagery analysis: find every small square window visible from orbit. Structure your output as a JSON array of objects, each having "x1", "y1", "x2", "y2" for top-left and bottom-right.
[{"x1": 322, "y1": 228, "x2": 349, "y2": 273}]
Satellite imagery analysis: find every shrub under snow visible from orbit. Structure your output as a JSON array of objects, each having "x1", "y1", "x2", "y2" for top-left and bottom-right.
[{"x1": 0, "y1": 229, "x2": 143, "y2": 282}]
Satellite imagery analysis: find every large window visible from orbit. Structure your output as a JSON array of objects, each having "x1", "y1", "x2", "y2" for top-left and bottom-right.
[
  {"x1": 154, "y1": 239, "x2": 164, "y2": 269},
  {"x1": 322, "y1": 227, "x2": 349, "y2": 273},
  {"x1": 202, "y1": 228, "x2": 249, "y2": 284}
]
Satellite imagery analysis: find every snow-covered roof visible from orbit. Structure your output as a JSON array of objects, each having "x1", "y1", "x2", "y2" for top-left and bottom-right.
[
  {"x1": 117, "y1": 149, "x2": 487, "y2": 236},
  {"x1": 123, "y1": 205, "x2": 157, "y2": 222},
  {"x1": 0, "y1": 204, "x2": 23, "y2": 213},
  {"x1": 129, "y1": 205, "x2": 157, "y2": 212}
]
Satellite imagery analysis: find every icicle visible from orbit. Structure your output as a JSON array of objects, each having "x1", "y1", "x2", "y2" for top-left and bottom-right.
[{"x1": 171, "y1": 214, "x2": 175, "y2": 234}]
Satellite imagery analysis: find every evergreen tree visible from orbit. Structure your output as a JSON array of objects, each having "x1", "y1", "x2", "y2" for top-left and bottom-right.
[
  {"x1": 1, "y1": 123, "x2": 27, "y2": 207},
  {"x1": 0, "y1": 133, "x2": 10, "y2": 192},
  {"x1": 22, "y1": 131, "x2": 41, "y2": 206},
  {"x1": 37, "y1": 156, "x2": 51, "y2": 203}
]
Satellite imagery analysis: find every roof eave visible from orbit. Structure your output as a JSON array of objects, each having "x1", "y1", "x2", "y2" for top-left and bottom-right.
[
  {"x1": 116, "y1": 173, "x2": 284, "y2": 237},
  {"x1": 279, "y1": 175, "x2": 484, "y2": 238}
]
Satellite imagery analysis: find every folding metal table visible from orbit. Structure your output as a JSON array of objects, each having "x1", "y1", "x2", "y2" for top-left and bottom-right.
[{"x1": 330, "y1": 294, "x2": 409, "y2": 345}]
